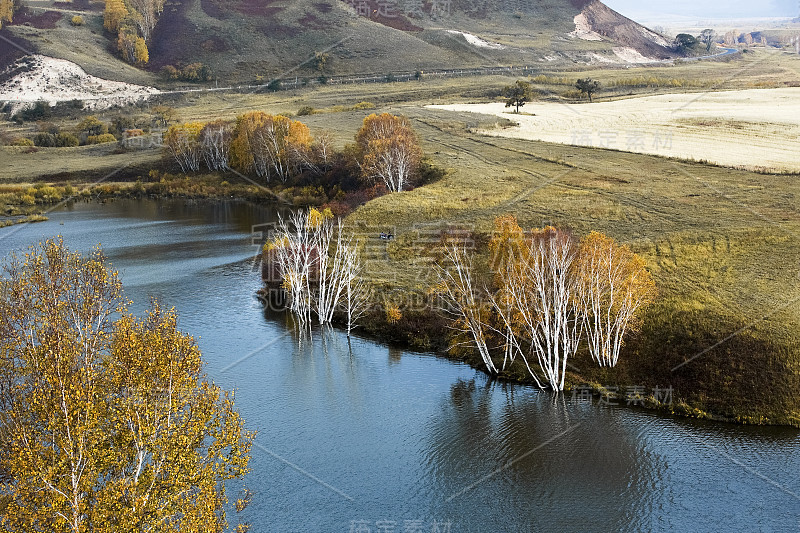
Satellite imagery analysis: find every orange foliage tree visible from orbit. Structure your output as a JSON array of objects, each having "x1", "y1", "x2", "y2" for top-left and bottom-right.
[
  {"x1": 0, "y1": 0, "x2": 14, "y2": 28},
  {"x1": 117, "y1": 30, "x2": 149, "y2": 66},
  {"x1": 230, "y1": 112, "x2": 313, "y2": 182},
  {"x1": 576, "y1": 231, "x2": 656, "y2": 367},
  {"x1": 437, "y1": 215, "x2": 656, "y2": 391},
  {"x1": 103, "y1": 0, "x2": 128, "y2": 33},
  {"x1": 356, "y1": 113, "x2": 421, "y2": 192},
  {"x1": 489, "y1": 221, "x2": 581, "y2": 390}
]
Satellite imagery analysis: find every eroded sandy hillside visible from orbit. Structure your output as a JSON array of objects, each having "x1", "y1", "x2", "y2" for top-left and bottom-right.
[{"x1": 0, "y1": 55, "x2": 159, "y2": 113}]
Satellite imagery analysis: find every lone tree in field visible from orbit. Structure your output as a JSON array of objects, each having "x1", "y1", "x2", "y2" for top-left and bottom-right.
[
  {"x1": 699, "y1": 28, "x2": 716, "y2": 52},
  {"x1": 502, "y1": 80, "x2": 533, "y2": 113},
  {"x1": 0, "y1": 238, "x2": 253, "y2": 532},
  {"x1": 575, "y1": 78, "x2": 601, "y2": 102}
]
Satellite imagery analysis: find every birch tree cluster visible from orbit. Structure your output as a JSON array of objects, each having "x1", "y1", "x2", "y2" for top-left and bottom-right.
[
  {"x1": 229, "y1": 113, "x2": 314, "y2": 182},
  {"x1": 163, "y1": 112, "x2": 426, "y2": 198},
  {"x1": 163, "y1": 113, "x2": 319, "y2": 180},
  {"x1": 263, "y1": 208, "x2": 370, "y2": 335},
  {"x1": 0, "y1": 238, "x2": 253, "y2": 532},
  {"x1": 435, "y1": 215, "x2": 655, "y2": 391}
]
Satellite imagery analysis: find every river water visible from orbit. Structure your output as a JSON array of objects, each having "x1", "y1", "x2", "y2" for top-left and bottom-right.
[{"x1": 1, "y1": 198, "x2": 798, "y2": 532}]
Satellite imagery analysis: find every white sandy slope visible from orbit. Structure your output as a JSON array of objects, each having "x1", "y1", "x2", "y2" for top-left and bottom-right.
[
  {"x1": 571, "y1": 16, "x2": 660, "y2": 64},
  {"x1": 612, "y1": 46, "x2": 659, "y2": 63},
  {"x1": 446, "y1": 30, "x2": 505, "y2": 49},
  {"x1": 571, "y1": 13, "x2": 604, "y2": 41},
  {"x1": 430, "y1": 88, "x2": 800, "y2": 173},
  {"x1": 0, "y1": 55, "x2": 159, "y2": 113}
]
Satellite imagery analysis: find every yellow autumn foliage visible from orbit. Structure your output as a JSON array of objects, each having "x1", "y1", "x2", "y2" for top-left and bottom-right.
[{"x1": 0, "y1": 238, "x2": 253, "y2": 531}]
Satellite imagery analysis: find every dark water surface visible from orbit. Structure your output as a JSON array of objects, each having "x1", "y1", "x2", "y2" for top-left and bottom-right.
[{"x1": 1, "y1": 198, "x2": 798, "y2": 533}]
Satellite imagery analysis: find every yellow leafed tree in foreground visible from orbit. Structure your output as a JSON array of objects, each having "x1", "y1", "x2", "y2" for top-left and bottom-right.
[{"x1": 0, "y1": 238, "x2": 253, "y2": 532}]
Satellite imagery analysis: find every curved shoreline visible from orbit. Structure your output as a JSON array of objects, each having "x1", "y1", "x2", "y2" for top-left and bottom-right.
[{"x1": 4, "y1": 187, "x2": 797, "y2": 429}]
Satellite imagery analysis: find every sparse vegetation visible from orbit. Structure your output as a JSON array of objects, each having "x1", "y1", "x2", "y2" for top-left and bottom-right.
[
  {"x1": 575, "y1": 78, "x2": 601, "y2": 102},
  {"x1": 502, "y1": 80, "x2": 533, "y2": 113}
]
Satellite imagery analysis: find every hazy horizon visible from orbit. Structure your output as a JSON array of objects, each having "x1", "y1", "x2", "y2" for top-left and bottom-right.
[{"x1": 603, "y1": 0, "x2": 797, "y2": 21}]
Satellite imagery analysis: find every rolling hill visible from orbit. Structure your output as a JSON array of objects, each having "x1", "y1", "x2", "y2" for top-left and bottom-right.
[
  {"x1": 147, "y1": 0, "x2": 678, "y2": 80},
  {"x1": 1, "y1": 0, "x2": 680, "y2": 86}
]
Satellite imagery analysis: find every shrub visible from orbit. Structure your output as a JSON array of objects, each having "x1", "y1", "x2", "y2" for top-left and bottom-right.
[
  {"x1": 70, "y1": 15, "x2": 84, "y2": 26},
  {"x1": 161, "y1": 65, "x2": 180, "y2": 80},
  {"x1": 56, "y1": 132, "x2": 80, "y2": 147},
  {"x1": 77, "y1": 115, "x2": 108, "y2": 136},
  {"x1": 18, "y1": 194, "x2": 36, "y2": 205},
  {"x1": 10, "y1": 137, "x2": 34, "y2": 147},
  {"x1": 181, "y1": 63, "x2": 212, "y2": 82},
  {"x1": 55, "y1": 99, "x2": 84, "y2": 111},
  {"x1": 31, "y1": 186, "x2": 62, "y2": 203},
  {"x1": 32, "y1": 133, "x2": 57, "y2": 147},
  {"x1": 110, "y1": 115, "x2": 136, "y2": 136},
  {"x1": 16, "y1": 101, "x2": 51, "y2": 122},
  {"x1": 561, "y1": 89, "x2": 584, "y2": 99},
  {"x1": 384, "y1": 301, "x2": 402, "y2": 324},
  {"x1": 351, "y1": 101, "x2": 375, "y2": 110},
  {"x1": 296, "y1": 106, "x2": 315, "y2": 116},
  {"x1": 86, "y1": 133, "x2": 118, "y2": 145}
]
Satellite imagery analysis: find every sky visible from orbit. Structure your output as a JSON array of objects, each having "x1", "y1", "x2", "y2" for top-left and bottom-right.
[{"x1": 603, "y1": 0, "x2": 798, "y2": 20}]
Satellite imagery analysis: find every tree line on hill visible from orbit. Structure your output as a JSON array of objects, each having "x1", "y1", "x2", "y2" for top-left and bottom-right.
[{"x1": 104, "y1": 0, "x2": 164, "y2": 66}]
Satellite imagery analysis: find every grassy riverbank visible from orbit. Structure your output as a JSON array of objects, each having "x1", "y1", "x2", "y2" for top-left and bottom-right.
[
  {"x1": 340, "y1": 111, "x2": 800, "y2": 426},
  {"x1": 4, "y1": 50, "x2": 800, "y2": 427}
]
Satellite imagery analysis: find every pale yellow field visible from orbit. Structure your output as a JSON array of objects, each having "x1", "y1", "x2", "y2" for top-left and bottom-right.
[{"x1": 431, "y1": 87, "x2": 800, "y2": 173}]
